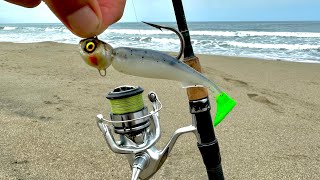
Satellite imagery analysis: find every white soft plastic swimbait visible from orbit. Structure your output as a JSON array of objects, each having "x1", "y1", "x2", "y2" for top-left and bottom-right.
[
  {"x1": 79, "y1": 37, "x2": 223, "y2": 94},
  {"x1": 79, "y1": 36, "x2": 236, "y2": 125}
]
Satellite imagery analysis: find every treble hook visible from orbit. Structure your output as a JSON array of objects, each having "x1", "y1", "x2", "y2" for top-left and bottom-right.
[{"x1": 142, "y1": 21, "x2": 185, "y2": 60}]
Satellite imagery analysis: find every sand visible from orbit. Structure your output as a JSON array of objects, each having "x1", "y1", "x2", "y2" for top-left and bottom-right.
[{"x1": 0, "y1": 42, "x2": 319, "y2": 180}]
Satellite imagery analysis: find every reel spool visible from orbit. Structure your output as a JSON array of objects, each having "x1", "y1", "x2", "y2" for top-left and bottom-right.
[{"x1": 106, "y1": 86, "x2": 150, "y2": 136}]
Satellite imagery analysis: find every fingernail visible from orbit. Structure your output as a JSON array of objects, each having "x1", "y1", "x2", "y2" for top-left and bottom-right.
[{"x1": 67, "y1": 5, "x2": 100, "y2": 37}]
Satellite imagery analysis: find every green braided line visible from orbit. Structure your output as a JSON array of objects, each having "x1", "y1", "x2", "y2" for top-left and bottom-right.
[{"x1": 109, "y1": 93, "x2": 144, "y2": 114}]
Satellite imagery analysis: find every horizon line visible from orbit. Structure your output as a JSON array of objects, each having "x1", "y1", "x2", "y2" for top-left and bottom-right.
[{"x1": 1, "y1": 20, "x2": 320, "y2": 24}]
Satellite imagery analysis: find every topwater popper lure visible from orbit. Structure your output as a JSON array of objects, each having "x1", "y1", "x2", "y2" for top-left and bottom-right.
[{"x1": 79, "y1": 22, "x2": 236, "y2": 126}]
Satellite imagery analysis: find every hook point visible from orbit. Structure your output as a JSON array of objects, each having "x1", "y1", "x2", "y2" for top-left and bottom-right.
[{"x1": 142, "y1": 21, "x2": 163, "y2": 31}]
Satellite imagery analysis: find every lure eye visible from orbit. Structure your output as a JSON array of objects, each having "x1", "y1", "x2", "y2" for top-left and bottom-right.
[{"x1": 85, "y1": 41, "x2": 96, "y2": 53}]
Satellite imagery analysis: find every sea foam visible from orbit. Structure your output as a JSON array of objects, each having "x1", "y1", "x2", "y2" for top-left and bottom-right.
[
  {"x1": 227, "y1": 41, "x2": 320, "y2": 50},
  {"x1": 3, "y1": 26, "x2": 16, "y2": 31},
  {"x1": 105, "y1": 29, "x2": 320, "y2": 38}
]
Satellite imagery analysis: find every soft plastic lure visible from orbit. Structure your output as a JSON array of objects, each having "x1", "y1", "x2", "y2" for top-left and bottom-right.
[{"x1": 79, "y1": 23, "x2": 236, "y2": 126}]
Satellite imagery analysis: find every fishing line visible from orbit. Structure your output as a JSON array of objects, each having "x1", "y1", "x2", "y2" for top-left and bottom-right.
[
  {"x1": 102, "y1": 100, "x2": 163, "y2": 124},
  {"x1": 131, "y1": 0, "x2": 139, "y2": 24},
  {"x1": 109, "y1": 93, "x2": 144, "y2": 114},
  {"x1": 131, "y1": 0, "x2": 144, "y2": 48}
]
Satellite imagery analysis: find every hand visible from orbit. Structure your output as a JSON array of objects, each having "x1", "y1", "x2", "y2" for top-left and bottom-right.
[{"x1": 5, "y1": 0, "x2": 126, "y2": 38}]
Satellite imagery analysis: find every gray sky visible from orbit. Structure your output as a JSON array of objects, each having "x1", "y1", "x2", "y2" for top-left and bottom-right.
[{"x1": 0, "y1": 0, "x2": 320, "y2": 23}]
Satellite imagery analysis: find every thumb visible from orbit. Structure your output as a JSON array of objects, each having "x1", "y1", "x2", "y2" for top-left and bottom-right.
[
  {"x1": 43, "y1": 0, "x2": 126, "y2": 38},
  {"x1": 4, "y1": 0, "x2": 41, "y2": 8}
]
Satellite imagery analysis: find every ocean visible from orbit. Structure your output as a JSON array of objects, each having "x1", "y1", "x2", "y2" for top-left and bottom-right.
[{"x1": 1, "y1": 21, "x2": 320, "y2": 63}]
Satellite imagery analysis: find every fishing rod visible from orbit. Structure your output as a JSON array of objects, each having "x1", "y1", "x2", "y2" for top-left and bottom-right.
[{"x1": 172, "y1": 0, "x2": 225, "y2": 179}]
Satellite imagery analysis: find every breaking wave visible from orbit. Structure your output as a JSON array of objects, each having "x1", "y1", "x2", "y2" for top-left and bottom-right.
[
  {"x1": 227, "y1": 41, "x2": 320, "y2": 51},
  {"x1": 190, "y1": 31, "x2": 320, "y2": 38},
  {"x1": 105, "y1": 29, "x2": 320, "y2": 38},
  {"x1": 106, "y1": 29, "x2": 173, "y2": 35},
  {"x1": 2, "y1": 26, "x2": 16, "y2": 31}
]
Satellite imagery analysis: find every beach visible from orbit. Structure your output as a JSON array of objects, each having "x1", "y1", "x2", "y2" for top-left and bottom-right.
[{"x1": 0, "y1": 42, "x2": 319, "y2": 179}]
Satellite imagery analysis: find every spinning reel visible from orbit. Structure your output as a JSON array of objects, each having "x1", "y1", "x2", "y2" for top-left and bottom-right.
[{"x1": 96, "y1": 85, "x2": 197, "y2": 180}]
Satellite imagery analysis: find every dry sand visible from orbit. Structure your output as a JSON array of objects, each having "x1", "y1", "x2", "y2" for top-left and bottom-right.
[{"x1": 0, "y1": 42, "x2": 319, "y2": 180}]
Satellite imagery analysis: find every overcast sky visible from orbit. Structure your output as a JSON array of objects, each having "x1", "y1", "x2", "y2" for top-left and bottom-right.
[{"x1": 0, "y1": 0, "x2": 320, "y2": 23}]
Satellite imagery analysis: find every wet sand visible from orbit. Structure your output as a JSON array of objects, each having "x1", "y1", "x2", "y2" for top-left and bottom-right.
[{"x1": 0, "y1": 42, "x2": 319, "y2": 179}]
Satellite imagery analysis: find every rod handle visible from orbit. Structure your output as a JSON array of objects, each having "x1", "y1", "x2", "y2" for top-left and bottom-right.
[{"x1": 183, "y1": 56, "x2": 208, "y2": 101}]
